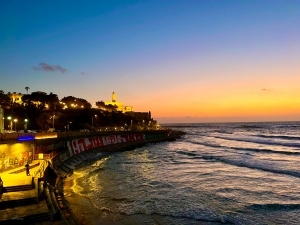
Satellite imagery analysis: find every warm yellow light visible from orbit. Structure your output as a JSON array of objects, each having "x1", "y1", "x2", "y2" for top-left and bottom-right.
[
  {"x1": 14, "y1": 119, "x2": 17, "y2": 122},
  {"x1": 38, "y1": 153, "x2": 44, "y2": 159},
  {"x1": 35, "y1": 133, "x2": 58, "y2": 139}
]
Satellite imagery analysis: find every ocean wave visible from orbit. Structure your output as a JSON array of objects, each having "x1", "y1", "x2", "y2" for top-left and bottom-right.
[
  {"x1": 117, "y1": 201, "x2": 234, "y2": 224},
  {"x1": 186, "y1": 140, "x2": 300, "y2": 155},
  {"x1": 175, "y1": 150, "x2": 198, "y2": 157},
  {"x1": 240, "y1": 203, "x2": 300, "y2": 211},
  {"x1": 235, "y1": 125, "x2": 262, "y2": 129},
  {"x1": 253, "y1": 134, "x2": 300, "y2": 141},
  {"x1": 110, "y1": 197, "x2": 130, "y2": 202},
  {"x1": 201, "y1": 155, "x2": 300, "y2": 178},
  {"x1": 212, "y1": 135, "x2": 300, "y2": 148}
]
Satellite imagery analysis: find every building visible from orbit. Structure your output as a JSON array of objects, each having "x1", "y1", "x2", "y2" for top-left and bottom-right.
[
  {"x1": 9, "y1": 92, "x2": 23, "y2": 104},
  {"x1": 104, "y1": 91, "x2": 133, "y2": 113},
  {"x1": 8, "y1": 91, "x2": 49, "y2": 108},
  {"x1": 132, "y1": 112, "x2": 151, "y2": 121}
]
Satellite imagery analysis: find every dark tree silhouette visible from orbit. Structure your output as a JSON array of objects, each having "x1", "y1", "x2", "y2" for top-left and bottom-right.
[{"x1": 25, "y1": 87, "x2": 30, "y2": 94}]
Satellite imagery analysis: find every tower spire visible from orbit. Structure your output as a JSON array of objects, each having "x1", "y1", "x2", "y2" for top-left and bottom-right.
[{"x1": 112, "y1": 91, "x2": 116, "y2": 102}]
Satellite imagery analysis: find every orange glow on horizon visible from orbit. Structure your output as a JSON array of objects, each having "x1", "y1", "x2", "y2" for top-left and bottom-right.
[{"x1": 132, "y1": 77, "x2": 300, "y2": 120}]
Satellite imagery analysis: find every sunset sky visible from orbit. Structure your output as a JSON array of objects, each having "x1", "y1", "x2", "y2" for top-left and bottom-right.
[{"x1": 1, "y1": 1, "x2": 300, "y2": 123}]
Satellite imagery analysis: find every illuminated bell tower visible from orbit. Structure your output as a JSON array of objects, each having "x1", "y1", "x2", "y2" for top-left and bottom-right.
[{"x1": 112, "y1": 91, "x2": 116, "y2": 102}]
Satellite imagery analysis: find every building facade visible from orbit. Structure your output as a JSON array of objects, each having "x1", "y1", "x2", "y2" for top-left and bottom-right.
[
  {"x1": 104, "y1": 91, "x2": 133, "y2": 113},
  {"x1": 9, "y1": 92, "x2": 23, "y2": 104}
]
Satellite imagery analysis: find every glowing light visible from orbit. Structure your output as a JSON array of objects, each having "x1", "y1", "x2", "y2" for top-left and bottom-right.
[
  {"x1": 35, "y1": 133, "x2": 58, "y2": 139},
  {"x1": 18, "y1": 135, "x2": 35, "y2": 141}
]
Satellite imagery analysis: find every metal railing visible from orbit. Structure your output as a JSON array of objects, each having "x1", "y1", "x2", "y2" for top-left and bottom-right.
[{"x1": 33, "y1": 159, "x2": 48, "y2": 178}]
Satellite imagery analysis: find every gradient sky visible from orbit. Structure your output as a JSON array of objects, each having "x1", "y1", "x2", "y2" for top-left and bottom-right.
[{"x1": 1, "y1": 0, "x2": 300, "y2": 123}]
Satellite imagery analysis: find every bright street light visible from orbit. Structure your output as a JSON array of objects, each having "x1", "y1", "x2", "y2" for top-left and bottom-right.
[
  {"x1": 7, "y1": 117, "x2": 12, "y2": 131},
  {"x1": 14, "y1": 119, "x2": 17, "y2": 131},
  {"x1": 24, "y1": 119, "x2": 28, "y2": 132},
  {"x1": 92, "y1": 115, "x2": 97, "y2": 130}
]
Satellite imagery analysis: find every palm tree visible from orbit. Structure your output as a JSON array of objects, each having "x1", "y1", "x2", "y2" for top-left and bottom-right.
[{"x1": 25, "y1": 87, "x2": 30, "y2": 94}]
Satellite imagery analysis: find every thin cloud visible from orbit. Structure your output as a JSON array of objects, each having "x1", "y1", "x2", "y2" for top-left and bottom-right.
[
  {"x1": 33, "y1": 62, "x2": 67, "y2": 73},
  {"x1": 262, "y1": 88, "x2": 273, "y2": 91},
  {"x1": 81, "y1": 72, "x2": 86, "y2": 75}
]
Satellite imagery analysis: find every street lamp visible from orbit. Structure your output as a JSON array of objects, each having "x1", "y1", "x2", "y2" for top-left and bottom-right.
[
  {"x1": 14, "y1": 119, "x2": 17, "y2": 132},
  {"x1": 92, "y1": 115, "x2": 97, "y2": 131},
  {"x1": 24, "y1": 119, "x2": 28, "y2": 132},
  {"x1": 7, "y1": 117, "x2": 12, "y2": 131}
]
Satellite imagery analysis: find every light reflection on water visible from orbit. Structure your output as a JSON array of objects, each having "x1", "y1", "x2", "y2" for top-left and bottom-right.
[{"x1": 66, "y1": 122, "x2": 300, "y2": 225}]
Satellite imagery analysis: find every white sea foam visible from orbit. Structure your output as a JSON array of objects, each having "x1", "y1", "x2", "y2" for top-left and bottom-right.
[{"x1": 65, "y1": 122, "x2": 300, "y2": 224}]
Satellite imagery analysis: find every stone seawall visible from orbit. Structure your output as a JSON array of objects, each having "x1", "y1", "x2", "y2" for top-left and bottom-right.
[
  {"x1": 0, "y1": 129, "x2": 184, "y2": 174},
  {"x1": 35, "y1": 130, "x2": 184, "y2": 224},
  {"x1": 48, "y1": 130, "x2": 184, "y2": 177}
]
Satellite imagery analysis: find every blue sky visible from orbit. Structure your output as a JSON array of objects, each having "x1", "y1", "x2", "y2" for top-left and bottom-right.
[{"x1": 1, "y1": 1, "x2": 300, "y2": 122}]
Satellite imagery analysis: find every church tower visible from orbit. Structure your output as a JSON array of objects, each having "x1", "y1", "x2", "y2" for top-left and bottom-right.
[{"x1": 112, "y1": 91, "x2": 116, "y2": 102}]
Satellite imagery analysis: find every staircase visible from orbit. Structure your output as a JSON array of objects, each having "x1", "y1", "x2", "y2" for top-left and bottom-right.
[
  {"x1": 0, "y1": 165, "x2": 55, "y2": 224},
  {"x1": 0, "y1": 158, "x2": 78, "y2": 225}
]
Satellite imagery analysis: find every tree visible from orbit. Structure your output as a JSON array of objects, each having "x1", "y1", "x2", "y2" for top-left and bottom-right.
[
  {"x1": 0, "y1": 91, "x2": 11, "y2": 106},
  {"x1": 25, "y1": 87, "x2": 30, "y2": 94},
  {"x1": 44, "y1": 93, "x2": 59, "y2": 111},
  {"x1": 36, "y1": 112, "x2": 52, "y2": 131},
  {"x1": 95, "y1": 101, "x2": 106, "y2": 109},
  {"x1": 61, "y1": 96, "x2": 92, "y2": 109}
]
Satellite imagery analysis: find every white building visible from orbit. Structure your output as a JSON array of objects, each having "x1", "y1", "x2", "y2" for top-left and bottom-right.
[{"x1": 104, "y1": 91, "x2": 133, "y2": 113}]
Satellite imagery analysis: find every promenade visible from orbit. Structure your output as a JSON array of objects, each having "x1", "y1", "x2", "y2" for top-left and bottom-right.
[{"x1": 0, "y1": 160, "x2": 72, "y2": 224}]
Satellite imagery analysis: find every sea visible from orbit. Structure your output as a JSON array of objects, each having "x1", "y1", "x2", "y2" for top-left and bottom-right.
[{"x1": 64, "y1": 121, "x2": 300, "y2": 225}]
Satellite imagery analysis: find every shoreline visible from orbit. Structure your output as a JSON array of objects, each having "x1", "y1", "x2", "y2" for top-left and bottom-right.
[
  {"x1": 57, "y1": 160, "x2": 229, "y2": 225},
  {"x1": 60, "y1": 173, "x2": 134, "y2": 225}
]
